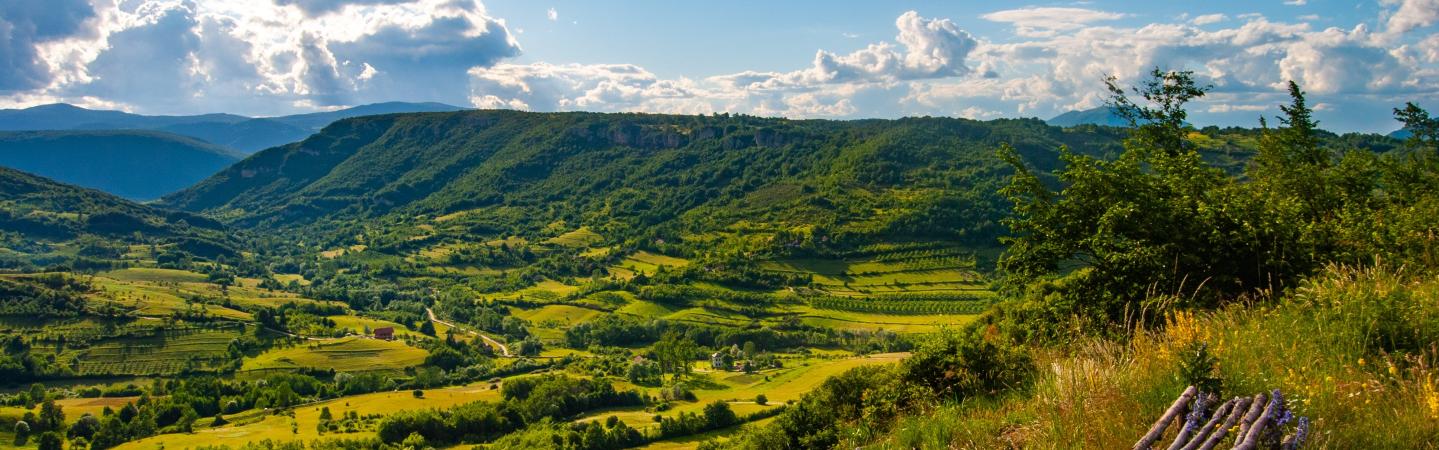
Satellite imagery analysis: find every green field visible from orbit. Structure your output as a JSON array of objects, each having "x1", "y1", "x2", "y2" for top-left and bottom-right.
[
  {"x1": 113, "y1": 382, "x2": 504, "y2": 450},
  {"x1": 511, "y1": 304, "x2": 604, "y2": 326},
  {"x1": 240, "y1": 337, "x2": 427, "y2": 372},
  {"x1": 87, "y1": 276, "x2": 252, "y2": 320},
  {"x1": 101, "y1": 268, "x2": 211, "y2": 283},
  {"x1": 327, "y1": 315, "x2": 424, "y2": 339},
  {"x1": 25, "y1": 322, "x2": 244, "y2": 376},
  {"x1": 543, "y1": 226, "x2": 604, "y2": 248},
  {"x1": 616, "y1": 251, "x2": 690, "y2": 276},
  {"x1": 573, "y1": 353, "x2": 907, "y2": 434}
]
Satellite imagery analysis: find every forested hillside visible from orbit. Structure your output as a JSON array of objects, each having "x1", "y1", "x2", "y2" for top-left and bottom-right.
[
  {"x1": 163, "y1": 111, "x2": 1125, "y2": 247},
  {"x1": 0, "y1": 131, "x2": 242, "y2": 200},
  {"x1": 0, "y1": 166, "x2": 235, "y2": 271}
]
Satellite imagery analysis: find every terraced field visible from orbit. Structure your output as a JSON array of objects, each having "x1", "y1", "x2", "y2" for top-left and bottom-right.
[
  {"x1": 102, "y1": 268, "x2": 210, "y2": 283},
  {"x1": 544, "y1": 226, "x2": 604, "y2": 248},
  {"x1": 29, "y1": 323, "x2": 244, "y2": 376},
  {"x1": 615, "y1": 251, "x2": 690, "y2": 276},
  {"x1": 240, "y1": 337, "x2": 427, "y2": 373},
  {"x1": 87, "y1": 276, "x2": 252, "y2": 320}
]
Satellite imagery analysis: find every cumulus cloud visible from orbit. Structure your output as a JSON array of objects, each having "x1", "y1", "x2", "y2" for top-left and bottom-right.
[
  {"x1": 0, "y1": 0, "x2": 97, "y2": 92},
  {"x1": 981, "y1": 7, "x2": 1126, "y2": 37},
  {"x1": 3, "y1": 2, "x2": 1436, "y2": 131},
  {"x1": 273, "y1": 0, "x2": 414, "y2": 16},
  {"x1": 547, "y1": 7, "x2": 557, "y2": 21},
  {"x1": 1191, "y1": 14, "x2": 1227, "y2": 26},
  {"x1": 1383, "y1": 0, "x2": 1439, "y2": 36},
  {"x1": 456, "y1": 6, "x2": 1437, "y2": 130},
  {"x1": 468, "y1": 62, "x2": 712, "y2": 114},
  {"x1": 3, "y1": 0, "x2": 519, "y2": 114},
  {"x1": 464, "y1": 11, "x2": 977, "y2": 118},
  {"x1": 710, "y1": 11, "x2": 976, "y2": 90}
]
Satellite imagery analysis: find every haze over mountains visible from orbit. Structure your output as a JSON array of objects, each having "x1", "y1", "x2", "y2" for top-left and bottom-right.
[
  {"x1": 0, "y1": 102, "x2": 467, "y2": 154},
  {"x1": 0, "y1": 102, "x2": 468, "y2": 201},
  {"x1": 1045, "y1": 107, "x2": 1130, "y2": 128},
  {"x1": 0, "y1": 131, "x2": 242, "y2": 200}
]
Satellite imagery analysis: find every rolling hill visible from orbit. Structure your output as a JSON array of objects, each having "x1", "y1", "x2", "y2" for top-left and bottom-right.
[
  {"x1": 0, "y1": 102, "x2": 468, "y2": 153},
  {"x1": 159, "y1": 110, "x2": 1130, "y2": 249},
  {"x1": 0, "y1": 166, "x2": 235, "y2": 269},
  {"x1": 1046, "y1": 106, "x2": 1129, "y2": 127},
  {"x1": 0, "y1": 130, "x2": 243, "y2": 200}
]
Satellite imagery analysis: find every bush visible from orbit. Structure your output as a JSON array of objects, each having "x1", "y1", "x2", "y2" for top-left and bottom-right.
[{"x1": 899, "y1": 328, "x2": 1033, "y2": 400}]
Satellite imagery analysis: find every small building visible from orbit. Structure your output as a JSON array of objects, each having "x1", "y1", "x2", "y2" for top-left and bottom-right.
[
  {"x1": 711, "y1": 352, "x2": 728, "y2": 370},
  {"x1": 373, "y1": 327, "x2": 395, "y2": 340}
]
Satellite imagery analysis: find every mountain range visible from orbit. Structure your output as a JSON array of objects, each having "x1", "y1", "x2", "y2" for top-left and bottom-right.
[
  {"x1": 0, "y1": 101, "x2": 467, "y2": 154},
  {"x1": 159, "y1": 110, "x2": 1134, "y2": 250},
  {"x1": 1046, "y1": 107, "x2": 1130, "y2": 128},
  {"x1": 0, "y1": 130, "x2": 243, "y2": 200}
]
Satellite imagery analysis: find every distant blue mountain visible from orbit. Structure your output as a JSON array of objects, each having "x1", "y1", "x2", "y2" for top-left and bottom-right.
[
  {"x1": 0, "y1": 130, "x2": 242, "y2": 200},
  {"x1": 1046, "y1": 107, "x2": 1129, "y2": 128},
  {"x1": 0, "y1": 102, "x2": 468, "y2": 153},
  {"x1": 1389, "y1": 128, "x2": 1413, "y2": 139}
]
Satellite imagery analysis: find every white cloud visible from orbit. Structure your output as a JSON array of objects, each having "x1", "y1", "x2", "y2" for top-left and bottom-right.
[
  {"x1": 981, "y1": 7, "x2": 1126, "y2": 37},
  {"x1": 709, "y1": 11, "x2": 977, "y2": 91},
  {"x1": 468, "y1": 62, "x2": 711, "y2": 113},
  {"x1": 1284, "y1": 0, "x2": 1307, "y2": 6},
  {"x1": 8, "y1": 0, "x2": 520, "y2": 114},
  {"x1": 1191, "y1": 14, "x2": 1227, "y2": 26},
  {"x1": 546, "y1": 7, "x2": 557, "y2": 21},
  {"x1": 0, "y1": 0, "x2": 98, "y2": 92},
  {"x1": 4, "y1": 2, "x2": 1436, "y2": 132},
  {"x1": 1383, "y1": 0, "x2": 1439, "y2": 36}
]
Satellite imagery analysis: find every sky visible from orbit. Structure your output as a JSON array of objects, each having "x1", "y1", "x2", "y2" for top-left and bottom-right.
[{"x1": 1, "y1": 0, "x2": 1436, "y2": 132}]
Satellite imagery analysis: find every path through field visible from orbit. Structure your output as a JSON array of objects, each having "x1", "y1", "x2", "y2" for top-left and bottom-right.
[{"x1": 426, "y1": 307, "x2": 511, "y2": 357}]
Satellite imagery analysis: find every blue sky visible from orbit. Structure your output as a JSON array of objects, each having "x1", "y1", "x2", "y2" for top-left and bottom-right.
[{"x1": 1, "y1": 0, "x2": 1435, "y2": 132}]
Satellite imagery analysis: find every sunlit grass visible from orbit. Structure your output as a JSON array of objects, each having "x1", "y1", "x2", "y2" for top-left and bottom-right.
[{"x1": 871, "y1": 265, "x2": 1439, "y2": 449}]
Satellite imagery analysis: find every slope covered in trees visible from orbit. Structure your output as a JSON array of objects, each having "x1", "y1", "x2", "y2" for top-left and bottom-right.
[
  {"x1": 0, "y1": 130, "x2": 243, "y2": 200},
  {"x1": 0, "y1": 166, "x2": 235, "y2": 270},
  {"x1": 161, "y1": 111, "x2": 1134, "y2": 251}
]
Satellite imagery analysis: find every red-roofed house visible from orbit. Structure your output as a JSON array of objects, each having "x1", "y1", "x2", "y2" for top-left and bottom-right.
[{"x1": 373, "y1": 327, "x2": 395, "y2": 340}]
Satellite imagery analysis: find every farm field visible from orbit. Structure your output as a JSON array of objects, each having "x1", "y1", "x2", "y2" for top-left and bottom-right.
[
  {"x1": 543, "y1": 226, "x2": 604, "y2": 248},
  {"x1": 113, "y1": 382, "x2": 506, "y2": 450},
  {"x1": 86, "y1": 276, "x2": 252, "y2": 320},
  {"x1": 327, "y1": 315, "x2": 424, "y2": 339},
  {"x1": 790, "y1": 306, "x2": 977, "y2": 333},
  {"x1": 239, "y1": 337, "x2": 427, "y2": 373},
  {"x1": 616, "y1": 251, "x2": 690, "y2": 276},
  {"x1": 572, "y1": 353, "x2": 907, "y2": 433},
  {"x1": 19, "y1": 320, "x2": 245, "y2": 376}
]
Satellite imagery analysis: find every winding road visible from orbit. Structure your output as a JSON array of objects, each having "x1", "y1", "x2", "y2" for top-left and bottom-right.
[{"x1": 426, "y1": 307, "x2": 512, "y2": 357}]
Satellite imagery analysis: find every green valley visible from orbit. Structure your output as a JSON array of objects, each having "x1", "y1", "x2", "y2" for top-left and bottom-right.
[{"x1": 0, "y1": 71, "x2": 1435, "y2": 450}]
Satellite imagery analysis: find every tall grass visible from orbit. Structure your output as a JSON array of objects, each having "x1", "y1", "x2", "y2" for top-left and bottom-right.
[{"x1": 871, "y1": 265, "x2": 1439, "y2": 449}]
